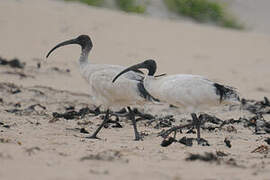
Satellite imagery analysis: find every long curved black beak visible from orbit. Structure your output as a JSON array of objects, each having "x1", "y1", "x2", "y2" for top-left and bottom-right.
[
  {"x1": 46, "y1": 39, "x2": 78, "y2": 58},
  {"x1": 112, "y1": 62, "x2": 146, "y2": 83},
  {"x1": 112, "y1": 59, "x2": 157, "y2": 83}
]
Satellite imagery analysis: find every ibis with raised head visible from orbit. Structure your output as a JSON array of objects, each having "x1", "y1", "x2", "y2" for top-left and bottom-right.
[{"x1": 46, "y1": 35, "x2": 157, "y2": 140}]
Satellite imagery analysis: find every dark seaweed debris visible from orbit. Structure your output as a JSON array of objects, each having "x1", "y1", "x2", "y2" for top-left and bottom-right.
[
  {"x1": 216, "y1": 151, "x2": 228, "y2": 157},
  {"x1": 53, "y1": 107, "x2": 122, "y2": 128},
  {"x1": 146, "y1": 115, "x2": 175, "y2": 129},
  {"x1": 251, "y1": 145, "x2": 269, "y2": 154},
  {"x1": 0, "y1": 121, "x2": 10, "y2": 129},
  {"x1": 242, "y1": 114, "x2": 270, "y2": 134},
  {"x1": 25, "y1": 147, "x2": 41, "y2": 156},
  {"x1": 80, "y1": 150, "x2": 127, "y2": 163},
  {"x1": 66, "y1": 127, "x2": 90, "y2": 134},
  {"x1": 224, "y1": 138, "x2": 232, "y2": 148},
  {"x1": 0, "y1": 83, "x2": 22, "y2": 95},
  {"x1": 265, "y1": 138, "x2": 270, "y2": 145},
  {"x1": 0, "y1": 57, "x2": 25, "y2": 69},
  {"x1": 51, "y1": 67, "x2": 71, "y2": 73},
  {"x1": 132, "y1": 108, "x2": 155, "y2": 120},
  {"x1": 52, "y1": 107, "x2": 100, "y2": 120},
  {"x1": 159, "y1": 122, "x2": 194, "y2": 139},
  {"x1": 80, "y1": 128, "x2": 90, "y2": 134},
  {"x1": 199, "y1": 113, "x2": 223, "y2": 124},
  {"x1": 103, "y1": 114, "x2": 123, "y2": 129},
  {"x1": 178, "y1": 136, "x2": 209, "y2": 146},
  {"x1": 186, "y1": 152, "x2": 218, "y2": 162},
  {"x1": 179, "y1": 136, "x2": 193, "y2": 146},
  {"x1": 11, "y1": 88, "x2": 21, "y2": 94},
  {"x1": 241, "y1": 97, "x2": 270, "y2": 115},
  {"x1": 5, "y1": 104, "x2": 46, "y2": 115},
  {"x1": 113, "y1": 107, "x2": 157, "y2": 123},
  {"x1": 161, "y1": 137, "x2": 177, "y2": 147},
  {"x1": 159, "y1": 110, "x2": 270, "y2": 147},
  {"x1": 198, "y1": 138, "x2": 210, "y2": 146},
  {"x1": 199, "y1": 112, "x2": 270, "y2": 135}
]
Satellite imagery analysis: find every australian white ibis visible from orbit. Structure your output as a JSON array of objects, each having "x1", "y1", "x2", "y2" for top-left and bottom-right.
[
  {"x1": 113, "y1": 59, "x2": 240, "y2": 143},
  {"x1": 46, "y1": 35, "x2": 157, "y2": 140}
]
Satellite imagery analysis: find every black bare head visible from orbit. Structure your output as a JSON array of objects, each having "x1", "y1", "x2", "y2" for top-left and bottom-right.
[
  {"x1": 112, "y1": 59, "x2": 157, "y2": 83},
  {"x1": 46, "y1": 35, "x2": 93, "y2": 58},
  {"x1": 143, "y1": 59, "x2": 156, "y2": 76},
  {"x1": 75, "y1": 35, "x2": 92, "y2": 49}
]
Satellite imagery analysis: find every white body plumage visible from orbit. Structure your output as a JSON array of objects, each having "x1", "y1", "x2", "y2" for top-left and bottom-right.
[
  {"x1": 113, "y1": 60, "x2": 240, "y2": 113},
  {"x1": 79, "y1": 63, "x2": 148, "y2": 109},
  {"x1": 143, "y1": 74, "x2": 238, "y2": 112}
]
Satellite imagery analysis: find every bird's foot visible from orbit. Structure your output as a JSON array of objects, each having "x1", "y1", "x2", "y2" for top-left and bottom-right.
[{"x1": 197, "y1": 138, "x2": 210, "y2": 146}]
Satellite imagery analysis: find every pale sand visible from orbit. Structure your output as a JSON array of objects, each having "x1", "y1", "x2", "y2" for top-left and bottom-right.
[{"x1": 1, "y1": 0, "x2": 270, "y2": 179}]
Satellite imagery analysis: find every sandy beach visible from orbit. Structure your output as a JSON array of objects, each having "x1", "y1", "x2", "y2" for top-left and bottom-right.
[{"x1": 1, "y1": 0, "x2": 270, "y2": 179}]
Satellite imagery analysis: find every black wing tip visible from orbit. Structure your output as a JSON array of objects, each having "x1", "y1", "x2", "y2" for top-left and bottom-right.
[{"x1": 213, "y1": 83, "x2": 239, "y2": 102}]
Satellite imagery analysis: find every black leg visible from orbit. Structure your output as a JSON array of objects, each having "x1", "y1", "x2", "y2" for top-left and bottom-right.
[
  {"x1": 191, "y1": 113, "x2": 201, "y2": 144},
  {"x1": 127, "y1": 107, "x2": 142, "y2": 141},
  {"x1": 86, "y1": 109, "x2": 110, "y2": 139}
]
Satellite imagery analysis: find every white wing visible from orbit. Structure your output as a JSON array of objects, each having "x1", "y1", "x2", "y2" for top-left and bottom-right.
[
  {"x1": 80, "y1": 64, "x2": 146, "y2": 108},
  {"x1": 145, "y1": 74, "x2": 221, "y2": 110}
]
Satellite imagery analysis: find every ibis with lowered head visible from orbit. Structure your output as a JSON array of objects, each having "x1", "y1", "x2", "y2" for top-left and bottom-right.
[{"x1": 113, "y1": 59, "x2": 240, "y2": 142}]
